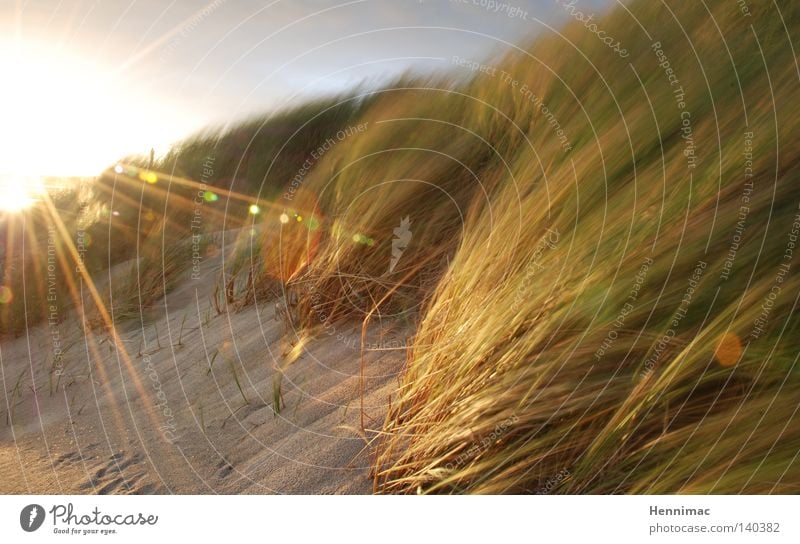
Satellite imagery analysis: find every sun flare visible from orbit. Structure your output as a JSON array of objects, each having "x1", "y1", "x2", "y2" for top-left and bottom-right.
[
  {"x1": 0, "y1": 177, "x2": 41, "y2": 213},
  {"x1": 0, "y1": 39, "x2": 194, "y2": 180}
]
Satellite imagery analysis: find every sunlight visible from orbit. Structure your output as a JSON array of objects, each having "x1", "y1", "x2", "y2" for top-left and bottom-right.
[
  {"x1": 0, "y1": 177, "x2": 41, "y2": 212},
  {"x1": 0, "y1": 39, "x2": 196, "y2": 180}
]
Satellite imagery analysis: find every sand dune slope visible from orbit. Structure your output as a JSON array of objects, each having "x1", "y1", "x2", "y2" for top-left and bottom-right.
[{"x1": 0, "y1": 235, "x2": 407, "y2": 494}]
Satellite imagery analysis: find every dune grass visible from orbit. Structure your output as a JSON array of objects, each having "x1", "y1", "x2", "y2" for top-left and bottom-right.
[
  {"x1": 365, "y1": 0, "x2": 800, "y2": 493},
  {"x1": 214, "y1": 0, "x2": 799, "y2": 493},
  {"x1": 155, "y1": 0, "x2": 798, "y2": 494}
]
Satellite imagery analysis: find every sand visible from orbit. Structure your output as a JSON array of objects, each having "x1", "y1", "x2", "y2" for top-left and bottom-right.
[{"x1": 0, "y1": 232, "x2": 408, "y2": 494}]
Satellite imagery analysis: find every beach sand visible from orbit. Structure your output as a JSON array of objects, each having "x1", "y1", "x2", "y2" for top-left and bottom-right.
[{"x1": 0, "y1": 233, "x2": 408, "y2": 494}]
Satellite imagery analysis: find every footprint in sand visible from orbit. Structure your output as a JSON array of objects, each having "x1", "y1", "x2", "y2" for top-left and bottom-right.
[
  {"x1": 53, "y1": 451, "x2": 84, "y2": 466},
  {"x1": 75, "y1": 451, "x2": 157, "y2": 494},
  {"x1": 216, "y1": 458, "x2": 234, "y2": 479}
]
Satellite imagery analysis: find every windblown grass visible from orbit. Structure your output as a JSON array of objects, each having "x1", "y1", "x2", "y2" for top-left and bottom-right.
[
  {"x1": 368, "y1": 1, "x2": 800, "y2": 493},
  {"x1": 87, "y1": 231, "x2": 212, "y2": 326},
  {"x1": 288, "y1": 86, "x2": 503, "y2": 324},
  {"x1": 189, "y1": 0, "x2": 799, "y2": 494}
]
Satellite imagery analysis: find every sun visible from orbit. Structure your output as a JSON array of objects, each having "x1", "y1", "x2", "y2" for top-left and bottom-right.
[
  {"x1": 0, "y1": 177, "x2": 41, "y2": 213},
  {"x1": 0, "y1": 39, "x2": 195, "y2": 180}
]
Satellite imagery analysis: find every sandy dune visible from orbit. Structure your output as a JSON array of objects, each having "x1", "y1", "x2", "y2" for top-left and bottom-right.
[{"x1": 0, "y1": 233, "x2": 408, "y2": 494}]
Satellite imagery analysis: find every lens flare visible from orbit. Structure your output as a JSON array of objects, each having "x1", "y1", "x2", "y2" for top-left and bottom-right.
[
  {"x1": 139, "y1": 171, "x2": 158, "y2": 184},
  {"x1": 715, "y1": 332, "x2": 742, "y2": 367},
  {"x1": 0, "y1": 286, "x2": 13, "y2": 304}
]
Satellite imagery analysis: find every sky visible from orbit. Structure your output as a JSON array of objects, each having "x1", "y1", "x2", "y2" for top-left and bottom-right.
[{"x1": 0, "y1": 0, "x2": 613, "y2": 176}]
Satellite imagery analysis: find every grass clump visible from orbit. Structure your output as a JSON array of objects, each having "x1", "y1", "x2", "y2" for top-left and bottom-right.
[{"x1": 370, "y1": 1, "x2": 800, "y2": 493}]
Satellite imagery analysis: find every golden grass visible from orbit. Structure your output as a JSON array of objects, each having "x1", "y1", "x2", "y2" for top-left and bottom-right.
[
  {"x1": 176, "y1": 0, "x2": 799, "y2": 494},
  {"x1": 365, "y1": 1, "x2": 800, "y2": 493}
]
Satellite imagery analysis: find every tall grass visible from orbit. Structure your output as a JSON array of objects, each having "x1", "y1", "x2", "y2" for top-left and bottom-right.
[
  {"x1": 368, "y1": 1, "x2": 800, "y2": 493},
  {"x1": 189, "y1": 0, "x2": 798, "y2": 494},
  {"x1": 189, "y1": 0, "x2": 797, "y2": 494}
]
